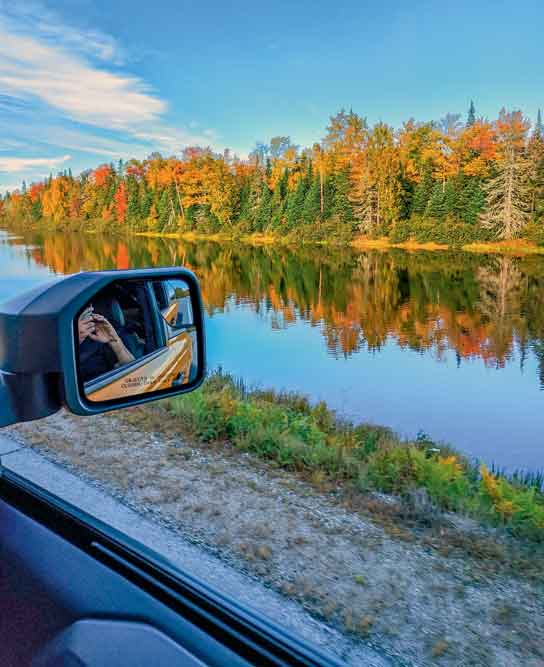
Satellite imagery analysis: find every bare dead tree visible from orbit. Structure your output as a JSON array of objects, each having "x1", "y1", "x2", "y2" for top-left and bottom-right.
[{"x1": 480, "y1": 140, "x2": 531, "y2": 239}]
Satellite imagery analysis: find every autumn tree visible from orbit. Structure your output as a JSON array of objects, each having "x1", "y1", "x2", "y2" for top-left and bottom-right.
[
  {"x1": 114, "y1": 181, "x2": 128, "y2": 224},
  {"x1": 323, "y1": 109, "x2": 367, "y2": 171},
  {"x1": 350, "y1": 123, "x2": 399, "y2": 234}
]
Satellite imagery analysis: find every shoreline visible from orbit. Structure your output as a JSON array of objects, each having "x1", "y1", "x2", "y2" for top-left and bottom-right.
[
  {"x1": 4, "y1": 222, "x2": 544, "y2": 255},
  {"x1": 135, "y1": 230, "x2": 544, "y2": 256}
]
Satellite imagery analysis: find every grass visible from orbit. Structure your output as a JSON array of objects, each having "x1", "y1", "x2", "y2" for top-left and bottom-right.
[{"x1": 164, "y1": 370, "x2": 544, "y2": 542}]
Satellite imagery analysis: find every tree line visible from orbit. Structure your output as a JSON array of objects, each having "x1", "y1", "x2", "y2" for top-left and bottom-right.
[{"x1": 2, "y1": 103, "x2": 544, "y2": 244}]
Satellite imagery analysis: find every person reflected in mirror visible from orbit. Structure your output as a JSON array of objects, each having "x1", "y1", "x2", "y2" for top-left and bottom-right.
[{"x1": 78, "y1": 305, "x2": 134, "y2": 383}]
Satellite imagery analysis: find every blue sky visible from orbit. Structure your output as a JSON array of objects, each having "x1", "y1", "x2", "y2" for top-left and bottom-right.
[{"x1": 1, "y1": 0, "x2": 543, "y2": 193}]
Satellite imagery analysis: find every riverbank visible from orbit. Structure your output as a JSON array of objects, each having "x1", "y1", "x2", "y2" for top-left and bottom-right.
[
  {"x1": 4, "y1": 218, "x2": 544, "y2": 255},
  {"x1": 136, "y1": 230, "x2": 544, "y2": 256},
  {"x1": 165, "y1": 372, "x2": 544, "y2": 542},
  {"x1": 5, "y1": 394, "x2": 544, "y2": 666}
]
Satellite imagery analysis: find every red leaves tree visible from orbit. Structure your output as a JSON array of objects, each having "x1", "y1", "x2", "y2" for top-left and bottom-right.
[{"x1": 114, "y1": 181, "x2": 128, "y2": 224}]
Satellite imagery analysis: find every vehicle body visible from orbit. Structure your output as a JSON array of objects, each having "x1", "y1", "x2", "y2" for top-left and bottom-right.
[{"x1": 85, "y1": 328, "x2": 193, "y2": 400}]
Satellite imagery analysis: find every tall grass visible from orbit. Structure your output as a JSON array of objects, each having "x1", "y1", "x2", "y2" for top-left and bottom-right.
[{"x1": 164, "y1": 371, "x2": 544, "y2": 542}]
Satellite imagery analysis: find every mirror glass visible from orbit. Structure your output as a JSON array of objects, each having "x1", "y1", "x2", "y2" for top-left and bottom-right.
[{"x1": 76, "y1": 278, "x2": 198, "y2": 402}]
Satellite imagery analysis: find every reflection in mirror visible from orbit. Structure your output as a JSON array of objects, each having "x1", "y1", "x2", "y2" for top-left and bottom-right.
[
  {"x1": 153, "y1": 279, "x2": 194, "y2": 332},
  {"x1": 77, "y1": 278, "x2": 197, "y2": 402}
]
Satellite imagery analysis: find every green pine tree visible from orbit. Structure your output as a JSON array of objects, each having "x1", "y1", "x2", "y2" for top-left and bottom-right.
[
  {"x1": 532, "y1": 153, "x2": 544, "y2": 221},
  {"x1": 425, "y1": 182, "x2": 446, "y2": 218},
  {"x1": 302, "y1": 176, "x2": 322, "y2": 225},
  {"x1": 270, "y1": 170, "x2": 288, "y2": 229},
  {"x1": 255, "y1": 183, "x2": 272, "y2": 231},
  {"x1": 139, "y1": 182, "x2": 152, "y2": 220},
  {"x1": 467, "y1": 100, "x2": 476, "y2": 127},
  {"x1": 411, "y1": 166, "x2": 433, "y2": 215},
  {"x1": 330, "y1": 169, "x2": 353, "y2": 224},
  {"x1": 397, "y1": 173, "x2": 414, "y2": 220},
  {"x1": 286, "y1": 177, "x2": 308, "y2": 230},
  {"x1": 127, "y1": 176, "x2": 140, "y2": 224},
  {"x1": 443, "y1": 179, "x2": 457, "y2": 217},
  {"x1": 157, "y1": 188, "x2": 171, "y2": 229}
]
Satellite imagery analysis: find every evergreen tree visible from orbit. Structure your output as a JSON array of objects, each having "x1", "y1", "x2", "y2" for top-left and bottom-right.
[
  {"x1": 529, "y1": 152, "x2": 544, "y2": 221},
  {"x1": 139, "y1": 181, "x2": 152, "y2": 220},
  {"x1": 157, "y1": 188, "x2": 171, "y2": 229},
  {"x1": 286, "y1": 177, "x2": 308, "y2": 229},
  {"x1": 237, "y1": 180, "x2": 251, "y2": 224},
  {"x1": 443, "y1": 179, "x2": 457, "y2": 217},
  {"x1": 126, "y1": 176, "x2": 140, "y2": 223},
  {"x1": 529, "y1": 111, "x2": 544, "y2": 218},
  {"x1": 467, "y1": 100, "x2": 476, "y2": 127},
  {"x1": 303, "y1": 176, "x2": 322, "y2": 225},
  {"x1": 411, "y1": 166, "x2": 433, "y2": 215},
  {"x1": 397, "y1": 174, "x2": 414, "y2": 220},
  {"x1": 351, "y1": 170, "x2": 378, "y2": 233},
  {"x1": 31, "y1": 198, "x2": 42, "y2": 222},
  {"x1": 255, "y1": 184, "x2": 272, "y2": 231},
  {"x1": 426, "y1": 182, "x2": 446, "y2": 218},
  {"x1": 270, "y1": 170, "x2": 288, "y2": 228},
  {"x1": 244, "y1": 169, "x2": 264, "y2": 229},
  {"x1": 457, "y1": 177, "x2": 484, "y2": 224},
  {"x1": 330, "y1": 169, "x2": 353, "y2": 224}
]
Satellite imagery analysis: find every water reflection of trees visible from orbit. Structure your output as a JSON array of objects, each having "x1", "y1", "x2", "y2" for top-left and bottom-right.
[{"x1": 7, "y1": 229, "x2": 544, "y2": 384}]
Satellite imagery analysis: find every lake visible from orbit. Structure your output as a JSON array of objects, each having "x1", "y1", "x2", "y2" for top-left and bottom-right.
[{"x1": 0, "y1": 227, "x2": 542, "y2": 472}]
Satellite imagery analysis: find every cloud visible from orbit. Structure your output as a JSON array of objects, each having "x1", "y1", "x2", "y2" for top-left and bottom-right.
[
  {"x1": 0, "y1": 155, "x2": 71, "y2": 173},
  {"x1": 1, "y1": 1, "x2": 125, "y2": 65},
  {"x1": 0, "y1": 29, "x2": 165, "y2": 130},
  {"x1": 0, "y1": 1, "x2": 221, "y2": 191}
]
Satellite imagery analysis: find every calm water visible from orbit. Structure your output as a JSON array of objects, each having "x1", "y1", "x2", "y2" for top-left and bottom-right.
[{"x1": 1, "y1": 228, "x2": 543, "y2": 472}]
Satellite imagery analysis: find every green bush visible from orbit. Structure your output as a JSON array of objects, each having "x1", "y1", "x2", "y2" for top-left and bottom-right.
[
  {"x1": 164, "y1": 371, "x2": 544, "y2": 541},
  {"x1": 523, "y1": 221, "x2": 544, "y2": 247},
  {"x1": 390, "y1": 215, "x2": 491, "y2": 246}
]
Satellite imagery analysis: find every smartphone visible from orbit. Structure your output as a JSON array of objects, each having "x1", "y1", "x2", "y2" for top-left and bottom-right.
[{"x1": 80, "y1": 304, "x2": 94, "y2": 321}]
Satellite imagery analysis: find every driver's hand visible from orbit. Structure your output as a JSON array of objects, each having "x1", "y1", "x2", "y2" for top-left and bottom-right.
[
  {"x1": 78, "y1": 315, "x2": 96, "y2": 343},
  {"x1": 89, "y1": 314, "x2": 120, "y2": 345}
]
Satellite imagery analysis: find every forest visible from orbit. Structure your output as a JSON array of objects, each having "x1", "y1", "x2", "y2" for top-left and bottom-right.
[{"x1": 2, "y1": 104, "x2": 544, "y2": 246}]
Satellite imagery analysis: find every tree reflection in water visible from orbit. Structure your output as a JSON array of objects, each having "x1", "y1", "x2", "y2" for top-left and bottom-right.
[{"x1": 8, "y1": 228, "x2": 544, "y2": 387}]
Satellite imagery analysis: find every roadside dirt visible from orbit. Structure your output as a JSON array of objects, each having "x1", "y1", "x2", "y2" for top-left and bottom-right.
[{"x1": 7, "y1": 408, "x2": 544, "y2": 667}]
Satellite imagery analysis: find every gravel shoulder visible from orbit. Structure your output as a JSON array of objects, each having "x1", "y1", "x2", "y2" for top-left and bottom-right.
[{"x1": 5, "y1": 409, "x2": 544, "y2": 667}]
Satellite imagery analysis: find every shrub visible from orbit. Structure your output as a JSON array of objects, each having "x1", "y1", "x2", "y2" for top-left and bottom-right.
[
  {"x1": 164, "y1": 371, "x2": 544, "y2": 542},
  {"x1": 523, "y1": 221, "x2": 544, "y2": 247}
]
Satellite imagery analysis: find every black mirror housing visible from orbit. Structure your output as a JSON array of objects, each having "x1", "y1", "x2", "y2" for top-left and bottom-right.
[{"x1": 0, "y1": 268, "x2": 205, "y2": 424}]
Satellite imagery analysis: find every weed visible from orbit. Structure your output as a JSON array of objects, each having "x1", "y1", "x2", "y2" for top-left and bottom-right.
[{"x1": 162, "y1": 370, "x2": 544, "y2": 542}]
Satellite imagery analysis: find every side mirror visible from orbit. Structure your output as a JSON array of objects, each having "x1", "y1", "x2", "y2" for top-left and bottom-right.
[{"x1": 0, "y1": 268, "x2": 205, "y2": 425}]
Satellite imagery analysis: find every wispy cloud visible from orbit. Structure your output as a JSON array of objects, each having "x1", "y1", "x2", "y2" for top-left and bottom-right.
[
  {"x1": 0, "y1": 155, "x2": 71, "y2": 173},
  {"x1": 0, "y1": 29, "x2": 165, "y2": 130},
  {"x1": 0, "y1": 0, "x2": 218, "y2": 189},
  {"x1": 2, "y1": 1, "x2": 126, "y2": 65}
]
